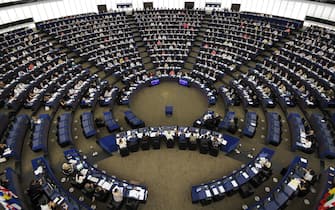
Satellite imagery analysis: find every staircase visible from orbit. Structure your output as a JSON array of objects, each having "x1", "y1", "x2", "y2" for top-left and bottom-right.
[
  {"x1": 126, "y1": 14, "x2": 154, "y2": 72},
  {"x1": 181, "y1": 14, "x2": 210, "y2": 72}
]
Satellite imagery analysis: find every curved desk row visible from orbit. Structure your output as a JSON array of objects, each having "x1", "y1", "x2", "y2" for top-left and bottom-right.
[
  {"x1": 266, "y1": 112, "x2": 281, "y2": 146},
  {"x1": 64, "y1": 149, "x2": 148, "y2": 203},
  {"x1": 98, "y1": 86, "x2": 119, "y2": 107},
  {"x1": 98, "y1": 126, "x2": 240, "y2": 156},
  {"x1": 247, "y1": 156, "x2": 309, "y2": 210},
  {"x1": 81, "y1": 112, "x2": 97, "y2": 138},
  {"x1": 309, "y1": 113, "x2": 335, "y2": 159},
  {"x1": 31, "y1": 157, "x2": 91, "y2": 210},
  {"x1": 218, "y1": 111, "x2": 236, "y2": 133},
  {"x1": 218, "y1": 85, "x2": 240, "y2": 107},
  {"x1": 124, "y1": 110, "x2": 145, "y2": 129},
  {"x1": 287, "y1": 113, "x2": 313, "y2": 153},
  {"x1": 230, "y1": 79, "x2": 259, "y2": 108},
  {"x1": 57, "y1": 112, "x2": 74, "y2": 147},
  {"x1": 80, "y1": 80, "x2": 107, "y2": 108},
  {"x1": 103, "y1": 111, "x2": 120, "y2": 133},
  {"x1": 193, "y1": 110, "x2": 221, "y2": 131},
  {"x1": 45, "y1": 68, "x2": 88, "y2": 109},
  {"x1": 191, "y1": 148, "x2": 275, "y2": 205},
  {"x1": 118, "y1": 74, "x2": 217, "y2": 105},
  {"x1": 6, "y1": 114, "x2": 30, "y2": 160},
  {"x1": 31, "y1": 114, "x2": 51, "y2": 153},
  {"x1": 242, "y1": 112, "x2": 258, "y2": 138}
]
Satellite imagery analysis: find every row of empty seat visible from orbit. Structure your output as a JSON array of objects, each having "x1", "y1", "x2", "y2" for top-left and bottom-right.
[
  {"x1": 31, "y1": 114, "x2": 51, "y2": 152},
  {"x1": 81, "y1": 112, "x2": 97, "y2": 138},
  {"x1": 265, "y1": 112, "x2": 281, "y2": 146},
  {"x1": 191, "y1": 148, "x2": 274, "y2": 205},
  {"x1": 57, "y1": 112, "x2": 74, "y2": 147}
]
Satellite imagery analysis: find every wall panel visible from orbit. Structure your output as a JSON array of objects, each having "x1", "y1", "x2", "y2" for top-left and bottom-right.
[
  {"x1": 314, "y1": 5, "x2": 325, "y2": 18},
  {"x1": 0, "y1": 0, "x2": 334, "y2": 26},
  {"x1": 323, "y1": 6, "x2": 332, "y2": 19},
  {"x1": 330, "y1": 8, "x2": 335, "y2": 20},
  {"x1": 285, "y1": 1, "x2": 295, "y2": 18}
]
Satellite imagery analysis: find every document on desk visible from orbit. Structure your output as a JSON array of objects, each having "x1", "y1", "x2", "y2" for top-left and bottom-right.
[
  {"x1": 34, "y1": 166, "x2": 44, "y2": 175},
  {"x1": 3, "y1": 148, "x2": 12, "y2": 156},
  {"x1": 231, "y1": 180, "x2": 238, "y2": 187},
  {"x1": 128, "y1": 190, "x2": 140, "y2": 199},
  {"x1": 102, "y1": 182, "x2": 112, "y2": 191},
  {"x1": 242, "y1": 172, "x2": 249, "y2": 179},
  {"x1": 76, "y1": 163, "x2": 84, "y2": 171},
  {"x1": 98, "y1": 179, "x2": 105, "y2": 186},
  {"x1": 218, "y1": 186, "x2": 225, "y2": 193},
  {"x1": 212, "y1": 188, "x2": 219, "y2": 195},
  {"x1": 69, "y1": 159, "x2": 77, "y2": 164},
  {"x1": 87, "y1": 175, "x2": 99, "y2": 183}
]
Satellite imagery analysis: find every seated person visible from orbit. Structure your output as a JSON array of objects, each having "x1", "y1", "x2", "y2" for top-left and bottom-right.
[
  {"x1": 26, "y1": 179, "x2": 43, "y2": 205},
  {"x1": 303, "y1": 167, "x2": 316, "y2": 184},
  {"x1": 112, "y1": 186, "x2": 123, "y2": 204},
  {"x1": 83, "y1": 182, "x2": 96, "y2": 202},
  {"x1": 70, "y1": 173, "x2": 85, "y2": 188},
  {"x1": 256, "y1": 157, "x2": 272, "y2": 177},
  {"x1": 287, "y1": 177, "x2": 302, "y2": 191},
  {"x1": 297, "y1": 178, "x2": 309, "y2": 197},
  {"x1": 94, "y1": 186, "x2": 109, "y2": 202},
  {"x1": 61, "y1": 163, "x2": 74, "y2": 176}
]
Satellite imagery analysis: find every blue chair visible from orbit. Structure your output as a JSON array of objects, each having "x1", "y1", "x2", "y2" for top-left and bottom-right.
[
  {"x1": 165, "y1": 106, "x2": 173, "y2": 116},
  {"x1": 98, "y1": 135, "x2": 119, "y2": 154},
  {"x1": 103, "y1": 111, "x2": 120, "y2": 132},
  {"x1": 32, "y1": 114, "x2": 51, "y2": 152},
  {"x1": 57, "y1": 113, "x2": 73, "y2": 147},
  {"x1": 81, "y1": 112, "x2": 97, "y2": 138}
]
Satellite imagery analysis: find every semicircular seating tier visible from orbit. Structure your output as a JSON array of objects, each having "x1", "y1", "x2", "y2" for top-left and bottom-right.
[
  {"x1": 64, "y1": 149, "x2": 148, "y2": 203},
  {"x1": 97, "y1": 126, "x2": 240, "y2": 156},
  {"x1": 118, "y1": 71, "x2": 217, "y2": 105}
]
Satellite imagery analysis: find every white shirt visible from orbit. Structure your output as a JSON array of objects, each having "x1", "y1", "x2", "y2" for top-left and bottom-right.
[{"x1": 40, "y1": 204, "x2": 52, "y2": 210}]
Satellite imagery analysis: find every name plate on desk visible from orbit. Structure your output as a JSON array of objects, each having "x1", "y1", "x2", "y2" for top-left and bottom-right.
[
  {"x1": 212, "y1": 188, "x2": 219, "y2": 195},
  {"x1": 53, "y1": 196, "x2": 64, "y2": 205},
  {"x1": 205, "y1": 190, "x2": 212, "y2": 197},
  {"x1": 218, "y1": 186, "x2": 225, "y2": 193},
  {"x1": 231, "y1": 180, "x2": 238, "y2": 188},
  {"x1": 100, "y1": 181, "x2": 112, "y2": 191},
  {"x1": 242, "y1": 172, "x2": 249, "y2": 179},
  {"x1": 300, "y1": 158, "x2": 307, "y2": 163}
]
